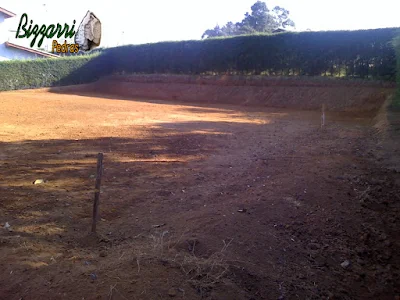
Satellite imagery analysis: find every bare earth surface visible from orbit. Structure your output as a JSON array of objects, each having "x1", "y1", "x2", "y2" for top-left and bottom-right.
[{"x1": 0, "y1": 88, "x2": 399, "y2": 300}]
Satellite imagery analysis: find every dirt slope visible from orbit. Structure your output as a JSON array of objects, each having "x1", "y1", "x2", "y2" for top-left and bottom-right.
[{"x1": 50, "y1": 75, "x2": 395, "y2": 114}]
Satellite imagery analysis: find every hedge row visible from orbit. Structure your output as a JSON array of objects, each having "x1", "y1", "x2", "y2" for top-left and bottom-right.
[
  {"x1": 0, "y1": 55, "x2": 91, "y2": 91},
  {"x1": 393, "y1": 35, "x2": 400, "y2": 108},
  {"x1": 0, "y1": 28, "x2": 399, "y2": 91},
  {"x1": 397, "y1": 38, "x2": 400, "y2": 85},
  {"x1": 112, "y1": 28, "x2": 399, "y2": 81}
]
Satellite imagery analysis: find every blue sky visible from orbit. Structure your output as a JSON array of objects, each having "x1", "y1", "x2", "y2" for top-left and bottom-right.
[{"x1": 2, "y1": 0, "x2": 400, "y2": 48}]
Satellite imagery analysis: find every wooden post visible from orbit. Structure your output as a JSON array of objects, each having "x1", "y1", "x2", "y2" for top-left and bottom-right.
[
  {"x1": 92, "y1": 153, "x2": 104, "y2": 233},
  {"x1": 321, "y1": 104, "x2": 326, "y2": 128}
]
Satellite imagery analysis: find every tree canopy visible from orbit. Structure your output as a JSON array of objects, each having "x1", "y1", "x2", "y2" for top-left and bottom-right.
[{"x1": 202, "y1": 1, "x2": 295, "y2": 39}]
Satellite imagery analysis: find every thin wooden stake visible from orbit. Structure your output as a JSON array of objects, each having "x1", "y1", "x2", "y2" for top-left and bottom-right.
[
  {"x1": 321, "y1": 104, "x2": 326, "y2": 128},
  {"x1": 92, "y1": 153, "x2": 104, "y2": 233}
]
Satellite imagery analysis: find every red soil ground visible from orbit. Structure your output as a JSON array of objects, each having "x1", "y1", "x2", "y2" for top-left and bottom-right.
[{"x1": 0, "y1": 85, "x2": 399, "y2": 300}]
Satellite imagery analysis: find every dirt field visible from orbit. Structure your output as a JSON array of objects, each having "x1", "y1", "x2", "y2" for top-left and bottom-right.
[{"x1": 0, "y1": 86, "x2": 399, "y2": 300}]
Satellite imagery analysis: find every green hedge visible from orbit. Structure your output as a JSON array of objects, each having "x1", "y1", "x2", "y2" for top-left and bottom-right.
[
  {"x1": 392, "y1": 35, "x2": 400, "y2": 108},
  {"x1": 0, "y1": 56, "x2": 90, "y2": 91},
  {"x1": 111, "y1": 28, "x2": 398, "y2": 80},
  {"x1": 0, "y1": 53, "x2": 115, "y2": 91},
  {"x1": 397, "y1": 38, "x2": 400, "y2": 86},
  {"x1": 0, "y1": 27, "x2": 399, "y2": 91}
]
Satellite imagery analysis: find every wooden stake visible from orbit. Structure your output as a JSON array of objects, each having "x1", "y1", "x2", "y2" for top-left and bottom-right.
[
  {"x1": 92, "y1": 153, "x2": 104, "y2": 233},
  {"x1": 321, "y1": 104, "x2": 326, "y2": 128}
]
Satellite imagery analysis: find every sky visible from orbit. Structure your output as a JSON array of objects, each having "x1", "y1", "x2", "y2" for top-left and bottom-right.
[{"x1": 1, "y1": 0, "x2": 400, "y2": 49}]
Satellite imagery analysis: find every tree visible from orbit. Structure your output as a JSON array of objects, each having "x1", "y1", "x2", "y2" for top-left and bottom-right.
[
  {"x1": 224, "y1": 22, "x2": 239, "y2": 36},
  {"x1": 202, "y1": 1, "x2": 295, "y2": 39},
  {"x1": 241, "y1": 1, "x2": 274, "y2": 32},
  {"x1": 271, "y1": 6, "x2": 295, "y2": 29},
  {"x1": 201, "y1": 25, "x2": 224, "y2": 39}
]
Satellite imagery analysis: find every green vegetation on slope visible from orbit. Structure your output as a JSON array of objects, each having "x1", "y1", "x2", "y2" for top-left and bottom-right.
[
  {"x1": 0, "y1": 28, "x2": 398, "y2": 91},
  {"x1": 393, "y1": 35, "x2": 400, "y2": 109}
]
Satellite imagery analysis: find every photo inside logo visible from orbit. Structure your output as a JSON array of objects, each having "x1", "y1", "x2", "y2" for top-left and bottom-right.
[{"x1": 75, "y1": 11, "x2": 102, "y2": 52}]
